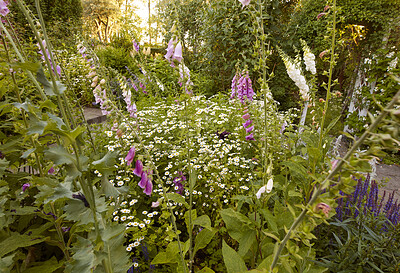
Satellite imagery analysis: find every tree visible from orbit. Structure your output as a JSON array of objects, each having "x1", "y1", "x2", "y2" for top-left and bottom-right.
[{"x1": 82, "y1": 0, "x2": 120, "y2": 43}]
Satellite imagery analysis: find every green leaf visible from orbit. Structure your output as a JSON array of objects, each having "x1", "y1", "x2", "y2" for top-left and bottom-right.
[
  {"x1": 0, "y1": 253, "x2": 16, "y2": 272},
  {"x1": 184, "y1": 209, "x2": 197, "y2": 234},
  {"x1": 65, "y1": 236, "x2": 97, "y2": 273},
  {"x1": 45, "y1": 146, "x2": 75, "y2": 166},
  {"x1": 9, "y1": 62, "x2": 40, "y2": 73},
  {"x1": 193, "y1": 228, "x2": 216, "y2": 256},
  {"x1": 0, "y1": 158, "x2": 9, "y2": 177},
  {"x1": 92, "y1": 151, "x2": 118, "y2": 176},
  {"x1": 37, "y1": 68, "x2": 55, "y2": 96},
  {"x1": 197, "y1": 266, "x2": 215, "y2": 273},
  {"x1": 166, "y1": 192, "x2": 189, "y2": 208},
  {"x1": 193, "y1": 215, "x2": 212, "y2": 230},
  {"x1": 21, "y1": 148, "x2": 36, "y2": 159},
  {"x1": 0, "y1": 233, "x2": 47, "y2": 257},
  {"x1": 220, "y1": 208, "x2": 257, "y2": 256},
  {"x1": 64, "y1": 199, "x2": 95, "y2": 225},
  {"x1": 222, "y1": 240, "x2": 247, "y2": 273},
  {"x1": 324, "y1": 115, "x2": 341, "y2": 136},
  {"x1": 26, "y1": 256, "x2": 64, "y2": 273}
]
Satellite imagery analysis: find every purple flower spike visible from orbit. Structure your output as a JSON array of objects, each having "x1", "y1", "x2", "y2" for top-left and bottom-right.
[
  {"x1": 125, "y1": 147, "x2": 135, "y2": 166},
  {"x1": 133, "y1": 160, "x2": 143, "y2": 177},
  {"x1": 22, "y1": 183, "x2": 30, "y2": 192},
  {"x1": 245, "y1": 133, "x2": 255, "y2": 141}
]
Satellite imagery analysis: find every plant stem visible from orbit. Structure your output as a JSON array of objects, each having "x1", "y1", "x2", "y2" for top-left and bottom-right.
[
  {"x1": 270, "y1": 88, "x2": 400, "y2": 270},
  {"x1": 318, "y1": 0, "x2": 337, "y2": 151}
]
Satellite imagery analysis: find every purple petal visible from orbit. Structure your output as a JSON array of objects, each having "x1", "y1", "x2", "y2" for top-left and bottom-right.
[
  {"x1": 125, "y1": 147, "x2": 135, "y2": 166},
  {"x1": 22, "y1": 183, "x2": 30, "y2": 192},
  {"x1": 133, "y1": 160, "x2": 143, "y2": 177},
  {"x1": 245, "y1": 125, "x2": 254, "y2": 133},
  {"x1": 245, "y1": 133, "x2": 255, "y2": 141},
  {"x1": 173, "y1": 42, "x2": 183, "y2": 63},
  {"x1": 243, "y1": 119, "x2": 253, "y2": 128},
  {"x1": 139, "y1": 171, "x2": 147, "y2": 189},
  {"x1": 143, "y1": 179, "x2": 153, "y2": 196}
]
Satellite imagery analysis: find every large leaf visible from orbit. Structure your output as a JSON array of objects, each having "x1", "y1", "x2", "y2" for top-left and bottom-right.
[
  {"x1": 0, "y1": 158, "x2": 9, "y2": 177},
  {"x1": 37, "y1": 68, "x2": 55, "y2": 96},
  {"x1": 193, "y1": 228, "x2": 216, "y2": 256},
  {"x1": 193, "y1": 215, "x2": 212, "y2": 230},
  {"x1": 0, "y1": 253, "x2": 16, "y2": 272},
  {"x1": 27, "y1": 256, "x2": 64, "y2": 273},
  {"x1": 222, "y1": 240, "x2": 247, "y2": 273},
  {"x1": 64, "y1": 199, "x2": 95, "y2": 225},
  {"x1": 220, "y1": 208, "x2": 257, "y2": 256},
  {"x1": 92, "y1": 151, "x2": 118, "y2": 176},
  {"x1": 0, "y1": 233, "x2": 47, "y2": 257},
  {"x1": 65, "y1": 236, "x2": 97, "y2": 273}
]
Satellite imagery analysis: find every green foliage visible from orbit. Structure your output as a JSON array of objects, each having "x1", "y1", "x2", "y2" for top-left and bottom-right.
[{"x1": 96, "y1": 46, "x2": 133, "y2": 72}]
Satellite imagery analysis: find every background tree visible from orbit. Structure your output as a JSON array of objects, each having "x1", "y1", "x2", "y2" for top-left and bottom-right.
[{"x1": 82, "y1": 0, "x2": 120, "y2": 43}]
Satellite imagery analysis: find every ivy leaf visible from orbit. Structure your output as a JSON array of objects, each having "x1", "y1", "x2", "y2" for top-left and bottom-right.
[{"x1": 222, "y1": 240, "x2": 247, "y2": 273}]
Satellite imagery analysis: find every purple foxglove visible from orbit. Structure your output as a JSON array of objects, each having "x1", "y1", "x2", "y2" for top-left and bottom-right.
[
  {"x1": 143, "y1": 178, "x2": 153, "y2": 196},
  {"x1": 0, "y1": 1, "x2": 9, "y2": 16},
  {"x1": 151, "y1": 201, "x2": 160, "y2": 208},
  {"x1": 165, "y1": 38, "x2": 175, "y2": 60},
  {"x1": 48, "y1": 166, "x2": 55, "y2": 174},
  {"x1": 173, "y1": 42, "x2": 183, "y2": 63},
  {"x1": 238, "y1": 0, "x2": 250, "y2": 7},
  {"x1": 125, "y1": 147, "x2": 135, "y2": 166},
  {"x1": 133, "y1": 160, "x2": 143, "y2": 177},
  {"x1": 243, "y1": 119, "x2": 253, "y2": 128},
  {"x1": 245, "y1": 133, "x2": 255, "y2": 141},
  {"x1": 242, "y1": 113, "x2": 250, "y2": 120},
  {"x1": 139, "y1": 171, "x2": 148, "y2": 189},
  {"x1": 245, "y1": 125, "x2": 254, "y2": 134}
]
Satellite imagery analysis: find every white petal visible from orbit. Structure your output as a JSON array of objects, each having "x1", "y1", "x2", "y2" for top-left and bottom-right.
[
  {"x1": 256, "y1": 186, "x2": 266, "y2": 199},
  {"x1": 266, "y1": 178, "x2": 273, "y2": 193}
]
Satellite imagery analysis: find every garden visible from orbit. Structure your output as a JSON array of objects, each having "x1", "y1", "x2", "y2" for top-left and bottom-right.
[{"x1": 1, "y1": 0, "x2": 400, "y2": 272}]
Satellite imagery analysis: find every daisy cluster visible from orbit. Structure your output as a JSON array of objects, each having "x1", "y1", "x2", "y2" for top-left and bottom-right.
[{"x1": 101, "y1": 95, "x2": 261, "y2": 218}]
